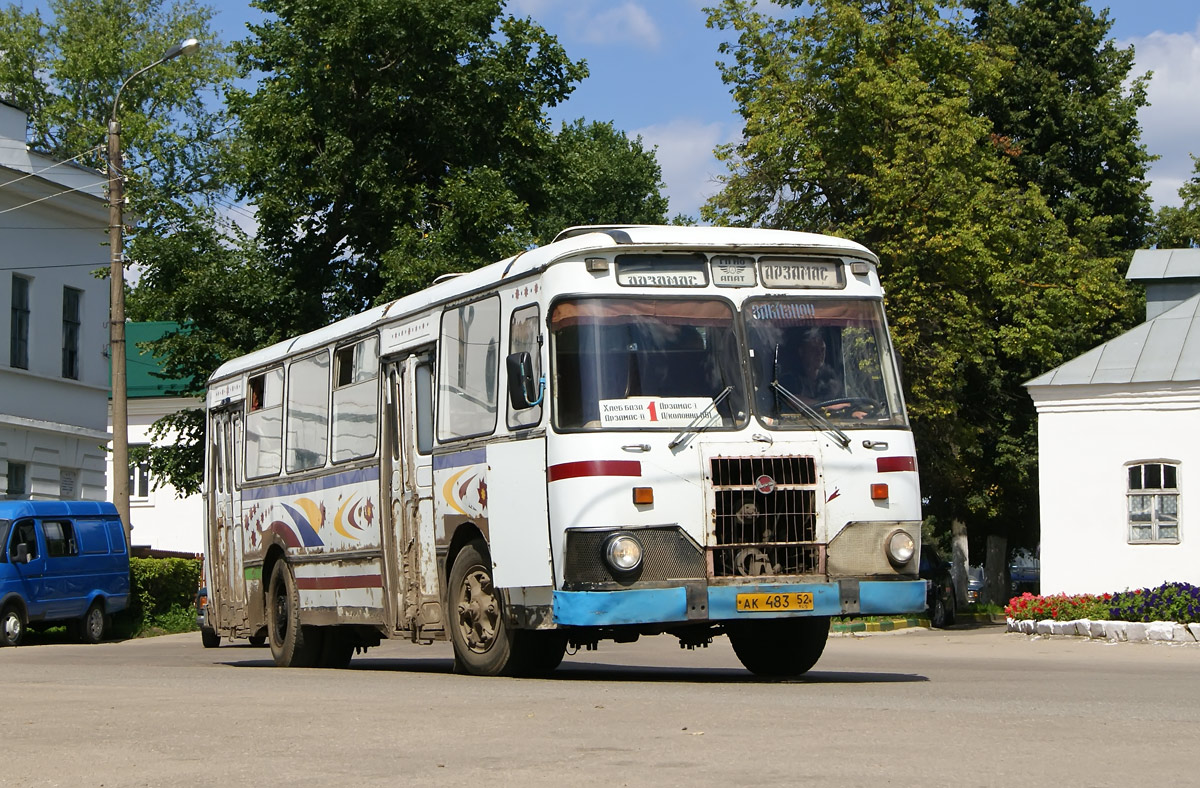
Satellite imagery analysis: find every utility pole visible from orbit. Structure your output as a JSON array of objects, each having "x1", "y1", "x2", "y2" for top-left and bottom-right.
[{"x1": 108, "y1": 37, "x2": 200, "y2": 545}]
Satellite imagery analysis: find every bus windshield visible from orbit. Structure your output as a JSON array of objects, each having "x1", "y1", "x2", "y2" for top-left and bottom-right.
[
  {"x1": 551, "y1": 297, "x2": 748, "y2": 431},
  {"x1": 744, "y1": 298, "x2": 907, "y2": 429}
]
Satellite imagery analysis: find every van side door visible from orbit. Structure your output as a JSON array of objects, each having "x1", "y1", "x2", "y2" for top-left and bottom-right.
[
  {"x1": 7, "y1": 519, "x2": 46, "y2": 619},
  {"x1": 40, "y1": 518, "x2": 83, "y2": 618}
]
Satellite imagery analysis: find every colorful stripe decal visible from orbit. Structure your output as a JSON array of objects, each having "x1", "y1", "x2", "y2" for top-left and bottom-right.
[
  {"x1": 242, "y1": 466, "x2": 380, "y2": 502},
  {"x1": 548, "y1": 460, "x2": 642, "y2": 482},
  {"x1": 433, "y1": 447, "x2": 487, "y2": 471},
  {"x1": 295, "y1": 574, "x2": 383, "y2": 590},
  {"x1": 877, "y1": 456, "x2": 917, "y2": 473}
]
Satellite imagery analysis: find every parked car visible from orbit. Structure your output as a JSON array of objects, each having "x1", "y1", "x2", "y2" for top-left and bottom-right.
[
  {"x1": 919, "y1": 544, "x2": 956, "y2": 628},
  {"x1": 0, "y1": 500, "x2": 130, "y2": 647},
  {"x1": 1009, "y1": 548, "x2": 1040, "y2": 596},
  {"x1": 966, "y1": 565, "x2": 985, "y2": 604}
]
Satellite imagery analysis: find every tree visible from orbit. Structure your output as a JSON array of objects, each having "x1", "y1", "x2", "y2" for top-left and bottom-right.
[
  {"x1": 1150, "y1": 156, "x2": 1200, "y2": 249},
  {"x1": 705, "y1": 0, "x2": 1135, "y2": 556},
  {"x1": 966, "y1": 0, "x2": 1155, "y2": 255}
]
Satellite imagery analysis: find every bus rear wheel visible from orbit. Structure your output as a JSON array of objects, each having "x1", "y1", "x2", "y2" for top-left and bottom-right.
[
  {"x1": 448, "y1": 539, "x2": 565, "y2": 677},
  {"x1": 727, "y1": 616, "x2": 830, "y2": 678},
  {"x1": 267, "y1": 561, "x2": 323, "y2": 668}
]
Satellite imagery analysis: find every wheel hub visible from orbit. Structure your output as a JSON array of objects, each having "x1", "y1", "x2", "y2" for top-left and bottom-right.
[{"x1": 456, "y1": 568, "x2": 499, "y2": 653}]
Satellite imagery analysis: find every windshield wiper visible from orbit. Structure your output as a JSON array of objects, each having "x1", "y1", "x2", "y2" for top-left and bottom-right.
[
  {"x1": 770, "y1": 380, "x2": 851, "y2": 450},
  {"x1": 669, "y1": 386, "x2": 733, "y2": 449}
]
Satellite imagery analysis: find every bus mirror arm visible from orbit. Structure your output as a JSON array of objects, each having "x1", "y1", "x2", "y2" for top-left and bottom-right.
[{"x1": 506, "y1": 352, "x2": 544, "y2": 409}]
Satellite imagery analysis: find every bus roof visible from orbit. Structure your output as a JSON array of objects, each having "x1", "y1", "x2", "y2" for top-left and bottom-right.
[{"x1": 208, "y1": 225, "x2": 876, "y2": 385}]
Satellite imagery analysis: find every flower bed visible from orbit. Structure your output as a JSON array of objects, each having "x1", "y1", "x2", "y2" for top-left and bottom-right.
[{"x1": 1004, "y1": 581, "x2": 1200, "y2": 624}]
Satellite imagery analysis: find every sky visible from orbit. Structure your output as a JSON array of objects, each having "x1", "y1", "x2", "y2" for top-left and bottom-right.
[{"x1": 203, "y1": 0, "x2": 1200, "y2": 220}]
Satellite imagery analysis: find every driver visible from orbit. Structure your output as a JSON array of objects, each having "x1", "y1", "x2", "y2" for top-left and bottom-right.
[{"x1": 782, "y1": 327, "x2": 868, "y2": 419}]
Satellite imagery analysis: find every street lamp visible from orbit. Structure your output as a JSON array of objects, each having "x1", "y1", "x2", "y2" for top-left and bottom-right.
[{"x1": 108, "y1": 37, "x2": 200, "y2": 544}]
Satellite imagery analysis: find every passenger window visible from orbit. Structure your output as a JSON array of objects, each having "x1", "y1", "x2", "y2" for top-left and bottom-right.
[
  {"x1": 286, "y1": 352, "x2": 331, "y2": 472},
  {"x1": 10, "y1": 520, "x2": 37, "y2": 560},
  {"x1": 332, "y1": 336, "x2": 380, "y2": 462},
  {"x1": 246, "y1": 367, "x2": 284, "y2": 478},
  {"x1": 437, "y1": 296, "x2": 500, "y2": 441},
  {"x1": 43, "y1": 520, "x2": 78, "y2": 557}
]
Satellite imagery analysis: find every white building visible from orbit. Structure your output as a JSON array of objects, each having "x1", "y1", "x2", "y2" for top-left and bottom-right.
[
  {"x1": 1027, "y1": 249, "x2": 1200, "y2": 595},
  {"x1": 1, "y1": 100, "x2": 111, "y2": 501},
  {"x1": 105, "y1": 321, "x2": 204, "y2": 555}
]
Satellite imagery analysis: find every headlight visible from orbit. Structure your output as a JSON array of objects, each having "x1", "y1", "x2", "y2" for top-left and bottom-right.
[
  {"x1": 885, "y1": 529, "x2": 915, "y2": 567},
  {"x1": 603, "y1": 533, "x2": 643, "y2": 573}
]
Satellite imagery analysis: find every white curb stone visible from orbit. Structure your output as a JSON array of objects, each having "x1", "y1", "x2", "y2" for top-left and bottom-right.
[
  {"x1": 1022, "y1": 619, "x2": 1036, "y2": 634},
  {"x1": 1190, "y1": 624, "x2": 1200, "y2": 642},
  {"x1": 1036, "y1": 619, "x2": 1054, "y2": 635},
  {"x1": 1051, "y1": 621, "x2": 1073, "y2": 636},
  {"x1": 1126, "y1": 622, "x2": 1149, "y2": 642},
  {"x1": 1104, "y1": 621, "x2": 1127, "y2": 641},
  {"x1": 1087, "y1": 620, "x2": 1106, "y2": 638},
  {"x1": 1074, "y1": 619, "x2": 1092, "y2": 637}
]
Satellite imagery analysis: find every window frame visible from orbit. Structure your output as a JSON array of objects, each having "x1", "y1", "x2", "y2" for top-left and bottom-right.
[
  {"x1": 10, "y1": 274, "x2": 30, "y2": 370},
  {"x1": 61, "y1": 286, "x2": 82, "y2": 379},
  {"x1": 506, "y1": 304, "x2": 543, "y2": 430},
  {"x1": 437, "y1": 295, "x2": 501, "y2": 443},
  {"x1": 1126, "y1": 460, "x2": 1181, "y2": 545},
  {"x1": 244, "y1": 367, "x2": 285, "y2": 480},
  {"x1": 4, "y1": 462, "x2": 27, "y2": 498},
  {"x1": 42, "y1": 519, "x2": 79, "y2": 558},
  {"x1": 284, "y1": 350, "x2": 332, "y2": 473},
  {"x1": 129, "y1": 443, "x2": 151, "y2": 501},
  {"x1": 330, "y1": 335, "x2": 380, "y2": 464}
]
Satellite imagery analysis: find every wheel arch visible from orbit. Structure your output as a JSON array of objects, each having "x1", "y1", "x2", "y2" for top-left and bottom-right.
[
  {"x1": 443, "y1": 522, "x2": 488, "y2": 600},
  {"x1": 1, "y1": 592, "x2": 28, "y2": 620}
]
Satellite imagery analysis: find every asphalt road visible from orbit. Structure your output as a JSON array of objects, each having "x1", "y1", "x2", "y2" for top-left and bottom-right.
[{"x1": 1, "y1": 624, "x2": 1197, "y2": 787}]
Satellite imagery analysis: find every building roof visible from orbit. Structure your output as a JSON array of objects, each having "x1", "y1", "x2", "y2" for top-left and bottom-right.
[
  {"x1": 1126, "y1": 248, "x2": 1200, "y2": 282},
  {"x1": 112, "y1": 322, "x2": 194, "y2": 398},
  {"x1": 1027, "y1": 293, "x2": 1200, "y2": 387}
]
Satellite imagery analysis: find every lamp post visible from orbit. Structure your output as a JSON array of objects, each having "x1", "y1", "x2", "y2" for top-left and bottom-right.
[{"x1": 109, "y1": 37, "x2": 200, "y2": 545}]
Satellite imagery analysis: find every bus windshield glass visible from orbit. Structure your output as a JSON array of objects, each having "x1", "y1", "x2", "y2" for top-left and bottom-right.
[
  {"x1": 551, "y1": 298, "x2": 748, "y2": 431},
  {"x1": 744, "y1": 298, "x2": 907, "y2": 429}
]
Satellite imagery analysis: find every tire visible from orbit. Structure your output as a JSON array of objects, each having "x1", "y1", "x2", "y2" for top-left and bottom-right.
[
  {"x1": 318, "y1": 627, "x2": 354, "y2": 669},
  {"x1": 1, "y1": 603, "x2": 25, "y2": 647},
  {"x1": 80, "y1": 601, "x2": 107, "y2": 644},
  {"x1": 447, "y1": 539, "x2": 565, "y2": 677},
  {"x1": 266, "y1": 561, "x2": 323, "y2": 668},
  {"x1": 247, "y1": 634, "x2": 267, "y2": 647},
  {"x1": 727, "y1": 616, "x2": 830, "y2": 678},
  {"x1": 201, "y1": 627, "x2": 221, "y2": 648}
]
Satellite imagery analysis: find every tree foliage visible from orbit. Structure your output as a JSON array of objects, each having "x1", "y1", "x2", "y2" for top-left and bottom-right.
[
  {"x1": 1150, "y1": 156, "x2": 1200, "y2": 249},
  {"x1": 705, "y1": 0, "x2": 1139, "y2": 547}
]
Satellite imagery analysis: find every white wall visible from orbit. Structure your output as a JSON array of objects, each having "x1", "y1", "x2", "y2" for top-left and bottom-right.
[
  {"x1": 106, "y1": 396, "x2": 204, "y2": 554},
  {"x1": 1033, "y1": 383, "x2": 1200, "y2": 595},
  {"x1": 1, "y1": 103, "x2": 111, "y2": 502}
]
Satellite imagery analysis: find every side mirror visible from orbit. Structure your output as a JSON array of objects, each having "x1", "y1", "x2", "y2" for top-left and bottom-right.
[
  {"x1": 14, "y1": 543, "x2": 29, "y2": 564},
  {"x1": 506, "y1": 352, "x2": 541, "y2": 410}
]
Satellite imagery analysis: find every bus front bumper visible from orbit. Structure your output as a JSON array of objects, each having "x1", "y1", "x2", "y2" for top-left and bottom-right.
[{"x1": 551, "y1": 580, "x2": 926, "y2": 627}]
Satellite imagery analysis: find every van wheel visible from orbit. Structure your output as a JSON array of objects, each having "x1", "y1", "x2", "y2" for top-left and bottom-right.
[
  {"x1": 80, "y1": 601, "x2": 107, "y2": 644},
  {"x1": 247, "y1": 634, "x2": 266, "y2": 647},
  {"x1": 1, "y1": 603, "x2": 25, "y2": 647},
  {"x1": 201, "y1": 627, "x2": 221, "y2": 648},
  {"x1": 266, "y1": 561, "x2": 323, "y2": 667}
]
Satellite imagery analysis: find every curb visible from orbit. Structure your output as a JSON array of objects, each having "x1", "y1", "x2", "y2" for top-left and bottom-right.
[
  {"x1": 1006, "y1": 617, "x2": 1200, "y2": 644},
  {"x1": 832, "y1": 617, "x2": 926, "y2": 633}
]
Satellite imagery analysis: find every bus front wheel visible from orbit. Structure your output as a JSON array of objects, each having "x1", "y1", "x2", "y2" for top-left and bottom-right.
[
  {"x1": 727, "y1": 616, "x2": 830, "y2": 678},
  {"x1": 267, "y1": 561, "x2": 323, "y2": 668},
  {"x1": 448, "y1": 539, "x2": 565, "y2": 677}
]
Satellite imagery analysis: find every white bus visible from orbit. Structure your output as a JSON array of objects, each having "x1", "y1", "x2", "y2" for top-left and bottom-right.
[{"x1": 201, "y1": 225, "x2": 926, "y2": 676}]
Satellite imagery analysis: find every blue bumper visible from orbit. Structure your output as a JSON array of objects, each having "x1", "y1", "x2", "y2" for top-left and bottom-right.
[{"x1": 553, "y1": 580, "x2": 926, "y2": 627}]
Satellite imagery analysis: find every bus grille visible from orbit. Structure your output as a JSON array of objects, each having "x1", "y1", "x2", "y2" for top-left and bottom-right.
[{"x1": 710, "y1": 455, "x2": 823, "y2": 578}]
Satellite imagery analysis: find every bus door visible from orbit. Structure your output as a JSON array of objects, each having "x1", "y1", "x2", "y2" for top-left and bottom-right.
[
  {"x1": 210, "y1": 408, "x2": 246, "y2": 626},
  {"x1": 384, "y1": 352, "x2": 441, "y2": 635}
]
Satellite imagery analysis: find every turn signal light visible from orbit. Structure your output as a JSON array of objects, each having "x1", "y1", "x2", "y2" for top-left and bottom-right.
[
  {"x1": 632, "y1": 486, "x2": 654, "y2": 505},
  {"x1": 870, "y1": 483, "x2": 889, "y2": 501}
]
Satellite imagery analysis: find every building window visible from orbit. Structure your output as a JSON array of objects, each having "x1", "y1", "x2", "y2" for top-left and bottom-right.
[
  {"x1": 129, "y1": 445, "x2": 151, "y2": 500},
  {"x1": 62, "y1": 286, "x2": 81, "y2": 379},
  {"x1": 1127, "y1": 461, "x2": 1180, "y2": 543},
  {"x1": 4, "y1": 462, "x2": 27, "y2": 498},
  {"x1": 10, "y1": 274, "x2": 30, "y2": 370}
]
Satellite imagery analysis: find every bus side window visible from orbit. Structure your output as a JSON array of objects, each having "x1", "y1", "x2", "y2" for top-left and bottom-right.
[
  {"x1": 246, "y1": 368, "x2": 284, "y2": 478},
  {"x1": 415, "y1": 361, "x2": 434, "y2": 454},
  {"x1": 437, "y1": 296, "x2": 500, "y2": 442},
  {"x1": 507, "y1": 305, "x2": 542, "y2": 429},
  {"x1": 332, "y1": 336, "x2": 380, "y2": 462}
]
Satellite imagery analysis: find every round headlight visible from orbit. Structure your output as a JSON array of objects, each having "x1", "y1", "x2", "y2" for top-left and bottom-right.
[
  {"x1": 604, "y1": 533, "x2": 643, "y2": 573},
  {"x1": 886, "y1": 530, "x2": 916, "y2": 566}
]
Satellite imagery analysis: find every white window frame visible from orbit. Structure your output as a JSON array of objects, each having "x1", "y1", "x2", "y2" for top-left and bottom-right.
[{"x1": 1126, "y1": 460, "x2": 1180, "y2": 545}]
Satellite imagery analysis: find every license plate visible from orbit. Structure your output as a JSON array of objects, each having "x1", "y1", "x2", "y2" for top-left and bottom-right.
[{"x1": 735, "y1": 592, "x2": 814, "y2": 612}]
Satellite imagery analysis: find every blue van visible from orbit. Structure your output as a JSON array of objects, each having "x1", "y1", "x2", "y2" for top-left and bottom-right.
[{"x1": 0, "y1": 500, "x2": 130, "y2": 647}]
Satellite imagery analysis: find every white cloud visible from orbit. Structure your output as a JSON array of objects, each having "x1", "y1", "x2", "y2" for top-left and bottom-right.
[
  {"x1": 633, "y1": 118, "x2": 738, "y2": 219},
  {"x1": 1125, "y1": 25, "x2": 1200, "y2": 207},
  {"x1": 576, "y1": 3, "x2": 661, "y2": 49}
]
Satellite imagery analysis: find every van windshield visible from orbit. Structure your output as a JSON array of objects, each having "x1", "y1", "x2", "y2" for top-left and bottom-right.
[{"x1": 550, "y1": 298, "x2": 748, "y2": 431}]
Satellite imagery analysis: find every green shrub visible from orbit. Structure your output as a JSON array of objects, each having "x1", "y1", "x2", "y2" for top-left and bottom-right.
[{"x1": 112, "y1": 557, "x2": 201, "y2": 637}]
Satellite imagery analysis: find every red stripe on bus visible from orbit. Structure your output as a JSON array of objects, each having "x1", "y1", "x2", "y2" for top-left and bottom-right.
[
  {"x1": 295, "y1": 575, "x2": 383, "y2": 590},
  {"x1": 548, "y1": 460, "x2": 642, "y2": 482},
  {"x1": 876, "y1": 456, "x2": 917, "y2": 473}
]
